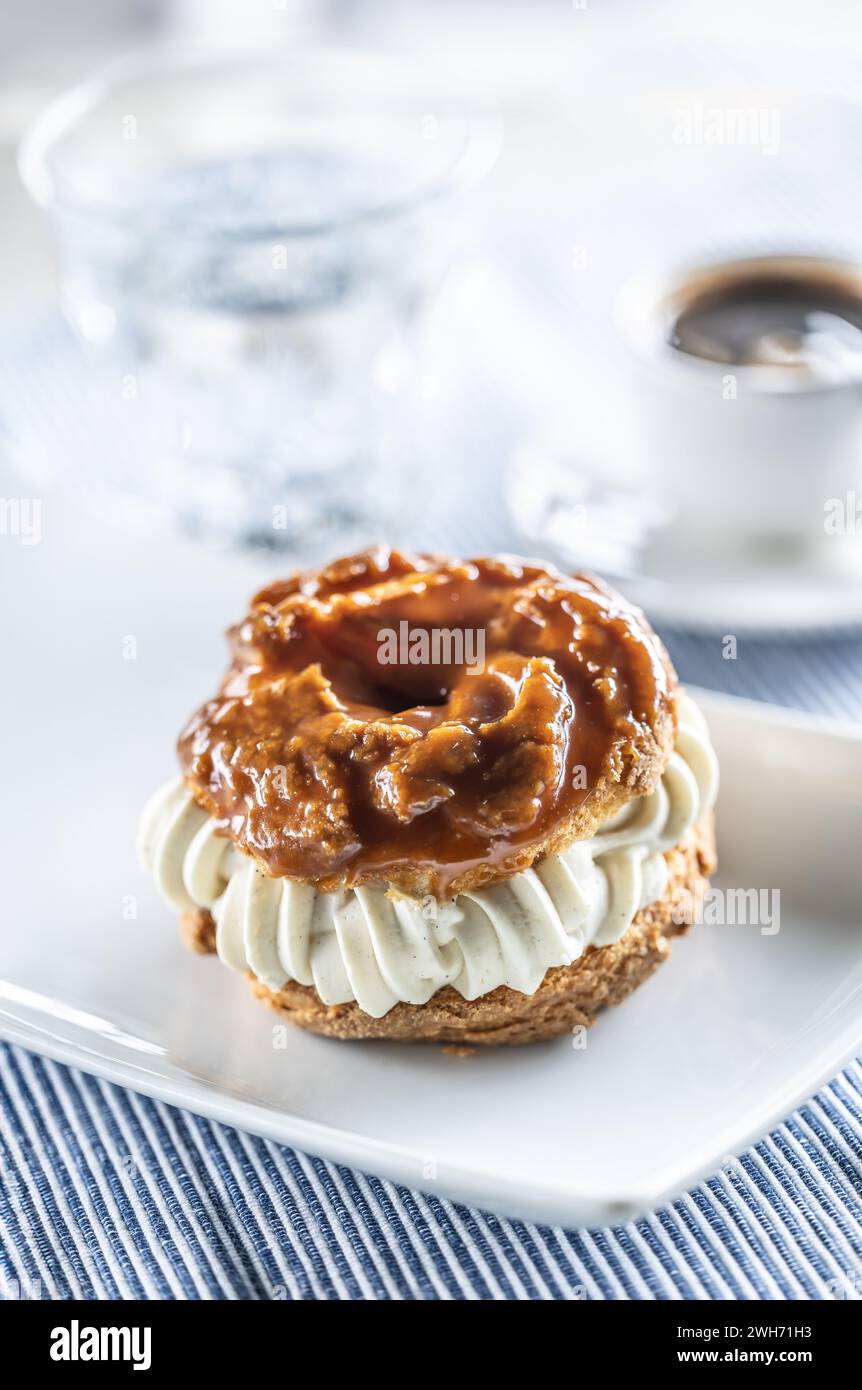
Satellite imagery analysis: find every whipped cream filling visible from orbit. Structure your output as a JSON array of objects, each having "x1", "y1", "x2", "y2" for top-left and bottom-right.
[{"x1": 139, "y1": 692, "x2": 718, "y2": 1018}]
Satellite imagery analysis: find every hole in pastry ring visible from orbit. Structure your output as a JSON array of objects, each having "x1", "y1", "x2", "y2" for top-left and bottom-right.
[{"x1": 178, "y1": 548, "x2": 677, "y2": 898}]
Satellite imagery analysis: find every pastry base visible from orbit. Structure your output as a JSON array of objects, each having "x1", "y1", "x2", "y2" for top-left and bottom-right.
[{"x1": 182, "y1": 815, "x2": 716, "y2": 1045}]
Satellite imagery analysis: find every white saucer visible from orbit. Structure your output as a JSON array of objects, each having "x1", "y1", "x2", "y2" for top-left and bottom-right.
[
  {"x1": 618, "y1": 536, "x2": 862, "y2": 633},
  {"x1": 507, "y1": 448, "x2": 862, "y2": 634}
]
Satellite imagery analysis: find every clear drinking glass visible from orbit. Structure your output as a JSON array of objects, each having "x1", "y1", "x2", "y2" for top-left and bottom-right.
[{"x1": 19, "y1": 49, "x2": 498, "y2": 547}]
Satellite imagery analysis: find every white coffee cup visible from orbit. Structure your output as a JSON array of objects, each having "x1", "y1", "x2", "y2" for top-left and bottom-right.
[{"x1": 615, "y1": 254, "x2": 862, "y2": 558}]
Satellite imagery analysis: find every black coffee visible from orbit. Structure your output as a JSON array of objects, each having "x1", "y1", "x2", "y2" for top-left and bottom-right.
[{"x1": 669, "y1": 264, "x2": 862, "y2": 372}]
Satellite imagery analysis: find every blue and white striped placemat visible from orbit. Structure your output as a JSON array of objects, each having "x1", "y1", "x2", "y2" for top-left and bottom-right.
[
  {"x1": 1, "y1": 311, "x2": 862, "y2": 1301},
  {"x1": 2, "y1": 1043, "x2": 862, "y2": 1300}
]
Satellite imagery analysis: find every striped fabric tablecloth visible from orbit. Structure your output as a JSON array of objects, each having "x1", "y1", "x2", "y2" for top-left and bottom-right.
[
  {"x1": 2, "y1": 308, "x2": 862, "y2": 1300},
  {"x1": 1, "y1": 1042, "x2": 862, "y2": 1300}
]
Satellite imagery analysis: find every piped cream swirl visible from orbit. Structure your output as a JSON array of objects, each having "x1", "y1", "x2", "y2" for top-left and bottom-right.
[{"x1": 139, "y1": 692, "x2": 718, "y2": 1018}]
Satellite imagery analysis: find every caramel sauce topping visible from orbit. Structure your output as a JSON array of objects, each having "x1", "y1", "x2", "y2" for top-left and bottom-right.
[{"x1": 178, "y1": 549, "x2": 675, "y2": 897}]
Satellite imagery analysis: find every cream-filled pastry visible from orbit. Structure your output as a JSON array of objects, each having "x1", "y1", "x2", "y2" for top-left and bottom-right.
[{"x1": 139, "y1": 550, "x2": 718, "y2": 1044}]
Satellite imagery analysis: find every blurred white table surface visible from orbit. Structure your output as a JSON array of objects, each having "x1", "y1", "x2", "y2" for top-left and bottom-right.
[{"x1": 3, "y1": 0, "x2": 862, "y2": 313}]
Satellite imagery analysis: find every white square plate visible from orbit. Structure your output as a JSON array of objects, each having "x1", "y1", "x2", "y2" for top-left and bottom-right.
[{"x1": 2, "y1": 507, "x2": 861, "y2": 1226}]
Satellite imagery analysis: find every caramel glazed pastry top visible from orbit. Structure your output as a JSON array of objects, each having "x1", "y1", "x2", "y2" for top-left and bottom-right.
[{"x1": 139, "y1": 549, "x2": 719, "y2": 1043}]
